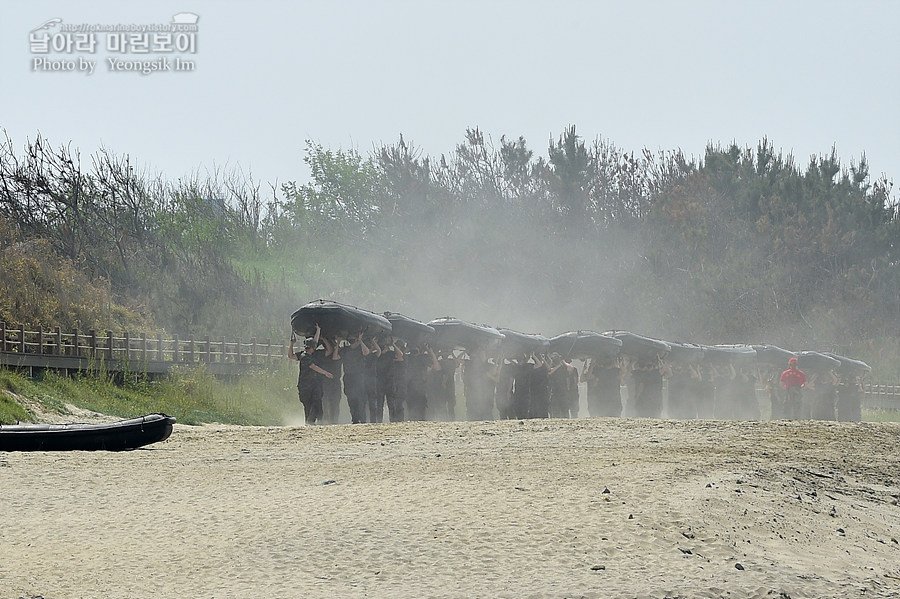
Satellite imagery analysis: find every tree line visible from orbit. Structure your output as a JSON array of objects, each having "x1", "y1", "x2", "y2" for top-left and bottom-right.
[{"x1": 1, "y1": 127, "x2": 897, "y2": 374}]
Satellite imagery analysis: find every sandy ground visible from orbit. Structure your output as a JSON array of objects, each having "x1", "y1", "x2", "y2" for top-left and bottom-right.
[{"x1": 2, "y1": 417, "x2": 900, "y2": 599}]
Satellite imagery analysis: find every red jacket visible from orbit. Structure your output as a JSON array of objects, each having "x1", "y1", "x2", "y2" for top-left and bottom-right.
[{"x1": 780, "y1": 367, "x2": 807, "y2": 389}]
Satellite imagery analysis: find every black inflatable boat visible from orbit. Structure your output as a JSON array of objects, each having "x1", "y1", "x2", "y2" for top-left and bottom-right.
[
  {"x1": 752, "y1": 344, "x2": 797, "y2": 367},
  {"x1": 496, "y1": 328, "x2": 551, "y2": 357},
  {"x1": 797, "y1": 351, "x2": 842, "y2": 373},
  {"x1": 605, "y1": 331, "x2": 670, "y2": 360},
  {"x1": 427, "y1": 317, "x2": 504, "y2": 350},
  {"x1": 549, "y1": 331, "x2": 622, "y2": 359},
  {"x1": 291, "y1": 299, "x2": 392, "y2": 339},
  {"x1": 703, "y1": 344, "x2": 758, "y2": 367},
  {"x1": 383, "y1": 312, "x2": 435, "y2": 345},
  {"x1": 664, "y1": 341, "x2": 705, "y2": 364},
  {"x1": 0, "y1": 413, "x2": 176, "y2": 452},
  {"x1": 823, "y1": 352, "x2": 871, "y2": 377}
]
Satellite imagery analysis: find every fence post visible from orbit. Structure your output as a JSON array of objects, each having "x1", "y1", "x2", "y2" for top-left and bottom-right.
[
  {"x1": 88, "y1": 329, "x2": 97, "y2": 358},
  {"x1": 18, "y1": 324, "x2": 25, "y2": 353},
  {"x1": 55, "y1": 326, "x2": 62, "y2": 355},
  {"x1": 0, "y1": 321, "x2": 5, "y2": 352},
  {"x1": 173, "y1": 335, "x2": 180, "y2": 363},
  {"x1": 221, "y1": 336, "x2": 227, "y2": 362},
  {"x1": 124, "y1": 331, "x2": 132, "y2": 362},
  {"x1": 236, "y1": 337, "x2": 242, "y2": 364},
  {"x1": 157, "y1": 333, "x2": 164, "y2": 361},
  {"x1": 189, "y1": 336, "x2": 195, "y2": 363},
  {"x1": 107, "y1": 331, "x2": 114, "y2": 361},
  {"x1": 251, "y1": 337, "x2": 257, "y2": 364},
  {"x1": 37, "y1": 325, "x2": 44, "y2": 355},
  {"x1": 73, "y1": 328, "x2": 80, "y2": 357},
  {"x1": 142, "y1": 332, "x2": 148, "y2": 363},
  {"x1": 265, "y1": 338, "x2": 271, "y2": 366},
  {"x1": 204, "y1": 336, "x2": 212, "y2": 363}
]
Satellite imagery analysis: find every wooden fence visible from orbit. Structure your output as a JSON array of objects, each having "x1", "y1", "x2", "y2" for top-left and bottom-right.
[
  {"x1": 0, "y1": 322, "x2": 288, "y2": 377},
  {"x1": 864, "y1": 383, "x2": 900, "y2": 411}
]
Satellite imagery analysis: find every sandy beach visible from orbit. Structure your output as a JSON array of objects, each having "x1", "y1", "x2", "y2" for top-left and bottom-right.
[{"x1": 2, "y1": 417, "x2": 899, "y2": 598}]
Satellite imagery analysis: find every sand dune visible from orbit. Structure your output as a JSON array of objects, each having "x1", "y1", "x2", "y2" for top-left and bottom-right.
[{"x1": 2, "y1": 417, "x2": 899, "y2": 598}]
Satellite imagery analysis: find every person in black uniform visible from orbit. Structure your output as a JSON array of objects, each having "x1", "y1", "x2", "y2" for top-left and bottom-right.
[
  {"x1": 810, "y1": 369, "x2": 838, "y2": 421},
  {"x1": 696, "y1": 363, "x2": 718, "y2": 419},
  {"x1": 386, "y1": 341, "x2": 408, "y2": 422},
  {"x1": 761, "y1": 366, "x2": 783, "y2": 419},
  {"x1": 548, "y1": 353, "x2": 568, "y2": 418},
  {"x1": 339, "y1": 331, "x2": 370, "y2": 424},
  {"x1": 426, "y1": 349, "x2": 443, "y2": 421},
  {"x1": 561, "y1": 358, "x2": 580, "y2": 418},
  {"x1": 529, "y1": 353, "x2": 550, "y2": 419},
  {"x1": 511, "y1": 353, "x2": 534, "y2": 419},
  {"x1": 631, "y1": 358, "x2": 667, "y2": 418},
  {"x1": 320, "y1": 336, "x2": 342, "y2": 424},
  {"x1": 464, "y1": 347, "x2": 494, "y2": 421},
  {"x1": 430, "y1": 349, "x2": 459, "y2": 421},
  {"x1": 365, "y1": 336, "x2": 383, "y2": 423},
  {"x1": 288, "y1": 326, "x2": 334, "y2": 425},
  {"x1": 714, "y1": 363, "x2": 740, "y2": 420},
  {"x1": 582, "y1": 356, "x2": 623, "y2": 418},
  {"x1": 405, "y1": 344, "x2": 440, "y2": 421},
  {"x1": 666, "y1": 362, "x2": 697, "y2": 419},
  {"x1": 374, "y1": 337, "x2": 396, "y2": 423},
  {"x1": 735, "y1": 366, "x2": 760, "y2": 420},
  {"x1": 549, "y1": 354, "x2": 580, "y2": 418},
  {"x1": 836, "y1": 373, "x2": 863, "y2": 422},
  {"x1": 491, "y1": 356, "x2": 517, "y2": 420}
]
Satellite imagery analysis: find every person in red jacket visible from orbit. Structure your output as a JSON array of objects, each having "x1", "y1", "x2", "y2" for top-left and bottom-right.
[{"x1": 779, "y1": 357, "x2": 807, "y2": 419}]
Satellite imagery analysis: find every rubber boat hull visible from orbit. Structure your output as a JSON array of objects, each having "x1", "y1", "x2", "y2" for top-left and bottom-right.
[
  {"x1": 496, "y1": 328, "x2": 551, "y2": 357},
  {"x1": 0, "y1": 413, "x2": 176, "y2": 452},
  {"x1": 823, "y1": 352, "x2": 871, "y2": 377},
  {"x1": 549, "y1": 331, "x2": 622, "y2": 359},
  {"x1": 605, "y1": 331, "x2": 670, "y2": 360},
  {"x1": 291, "y1": 300, "x2": 392, "y2": 340},
  {"x1": 383, "y1": 312, "x2": 435, "y2": 345},
  {"x1": 427, "y1": 317, "x2": 504, "y2": 350},
  {"x1": 664, "y1": 341, "x2": 705, "y2": 364},
  {"x1": 797, "y1": 350, "x2": 842, "y2": 373},
  {"x1": 704, "y1": 344, "x2": 758, "y2": 367},
  {"x1": 752, "y1": 344, "x2": 797, "y2": 367}
]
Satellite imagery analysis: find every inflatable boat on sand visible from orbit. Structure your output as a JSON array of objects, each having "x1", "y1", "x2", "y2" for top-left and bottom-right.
[{"x1": 0, "y1": 413, "x2": 176, "y2": 452}]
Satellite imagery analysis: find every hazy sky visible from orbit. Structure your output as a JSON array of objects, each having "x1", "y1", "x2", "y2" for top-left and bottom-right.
[{"x1": 2, "y1": 1, "x2": 898, "y2": 190}]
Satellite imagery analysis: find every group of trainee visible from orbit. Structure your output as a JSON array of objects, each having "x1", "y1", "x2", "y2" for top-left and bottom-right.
[
  {"x1": 290, "y1": 329, "x2": 865, "y2": 425},
  {"x1": 290, "y1": 326, "x2": 580, "y2": 425}
]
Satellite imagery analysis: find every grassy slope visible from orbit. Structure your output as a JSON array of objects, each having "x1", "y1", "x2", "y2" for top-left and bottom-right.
[{"x1": 0, "y1": 363, "x2": 302, "y2": 426}]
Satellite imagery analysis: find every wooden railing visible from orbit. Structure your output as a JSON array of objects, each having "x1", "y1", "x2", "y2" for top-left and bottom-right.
[
  {"x1": 0, "y1": 322, "x2": 287, "y2": 377},
  {"x1": 864, "y1": 383, "x2": 900, "y2": 411},
  {"x1": 866, "y1": 384, "x2": 900, "y2": 396}
]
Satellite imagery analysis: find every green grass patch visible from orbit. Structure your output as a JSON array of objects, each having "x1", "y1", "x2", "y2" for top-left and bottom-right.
[
  {"x1": 0, "y1": 362, "x2": 302, "y2": 426},
  {"x1": 0, "y1": 389, "x2": 31, "y2": 424},
  {"x1": 1, "y1": 370, "x2": 39, "y2": 423},
  {"x1": 862, "y1": 408, "x2": 900, "y2": 423},
  {"x1": 0, "y1": 393, "x2": 30, "y2": 423}
]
